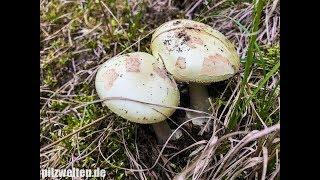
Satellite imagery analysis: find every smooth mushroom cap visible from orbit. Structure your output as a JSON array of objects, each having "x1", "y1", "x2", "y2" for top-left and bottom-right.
[
  {"x1": 95, "y1": 52, "x2": 180, "y2": 124},
  {"x1": 151, "y1": 19, "x2": 240, "y2": 83}
]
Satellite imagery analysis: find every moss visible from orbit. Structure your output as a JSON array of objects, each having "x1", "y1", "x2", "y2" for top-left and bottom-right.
[
  {"x1": 50, "y1": 100, "x2": 69, "y2": 111},
  {"x1": 251, "y1": 44, "x2": 280, "y2": 128},
  {"x1": 86, "y1": 40, "x2": 98, "y2": 49},
  {"x1": 42, "y1": 68, "x2": 58, "y2": 88},
  {"x1": 44, "y1": 82, "x2": 136, "y2": 177},
  {"x1": 58, "y1": 53, "x2": 72, "y2": 66},
  {"x1": 256, "y1": 43, "x2": 280, "y2": 71}
]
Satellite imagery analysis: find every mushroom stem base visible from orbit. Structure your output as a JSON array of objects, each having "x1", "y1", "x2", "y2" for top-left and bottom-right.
[
  {"x1": 152, "y1": 121, "x2": 172, "y2": 144},
  {"x1": 186, "y1": 83, "x2": 211, "y2": 127}
]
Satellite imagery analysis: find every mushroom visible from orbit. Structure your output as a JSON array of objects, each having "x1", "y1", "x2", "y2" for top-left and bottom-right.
[
  {"x1": 151, "y1": 19, "x2": 240, "y2": 127},
  {"x1": 95, "y1": 52, "x2": 181, "y2": 144}
]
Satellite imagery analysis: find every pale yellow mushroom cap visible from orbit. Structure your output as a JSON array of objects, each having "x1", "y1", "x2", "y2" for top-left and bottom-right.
[
  {"x1": 151, "y1": 19, "x2": 240, "y2": 83},
  {"x1": 95, "y1": 52, "x2": 180, "y2": 124}
]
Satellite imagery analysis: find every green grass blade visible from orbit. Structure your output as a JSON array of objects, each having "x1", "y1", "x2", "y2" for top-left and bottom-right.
[
  {"x1": 245, "y1": 61, "x2": 280, "y2": 106},
  {"x1": 228, "y1": 0, "x2": 266, "y2": 129},
  {"x1": 242, "y1": 0, "x2": 266, "y2": 84}
]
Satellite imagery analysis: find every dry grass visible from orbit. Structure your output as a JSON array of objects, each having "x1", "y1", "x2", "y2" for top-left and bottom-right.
[{"x1": 40, "y1": 0, "x2": 280, "y2": 179}]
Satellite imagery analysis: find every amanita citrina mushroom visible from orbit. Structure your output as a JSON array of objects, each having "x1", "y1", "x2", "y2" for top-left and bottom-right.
[
  {"x1": 95, "y1": 52, "x2": 181, "y2": 144},
  {"x1": 151, "y1": 19, "x2": 240, "y2": 126}
]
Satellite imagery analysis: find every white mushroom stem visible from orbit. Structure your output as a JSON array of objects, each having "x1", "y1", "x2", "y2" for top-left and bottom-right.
[
  {"x1": 186, "y1": 83, "x2": 211, "y2": 126},
  {"x1": 152, "y1": 121, "x2": 172, "y2": 144}
]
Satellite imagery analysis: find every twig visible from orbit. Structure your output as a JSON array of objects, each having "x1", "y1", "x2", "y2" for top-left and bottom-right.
[
  {"x1": 203, "y1": 0, "x2": 228, "y2": 16},
  {"x1": 97, "y1": 0, "x2": 113, "y2": 37},
  {"x1": 185, "y1": 0, "x2": 203, "y2": 19},
  {"x1": 100, "y1": 116, "x2": 213, "y2": 173},
  {"x1": 65, "y1": 96, "x2": 212, "y2": 117},
  {"x1": 261, "y1": 146, "x2": 268, "y2": 180},
  {"x1": 174, "y1": 131, "x2": 248, "y2": 179},
  {"x1": 213, "y1": 124, "x2": 280, "y2": 179}
]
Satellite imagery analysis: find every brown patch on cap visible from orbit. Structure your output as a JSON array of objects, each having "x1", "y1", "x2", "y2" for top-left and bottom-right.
[
  {"x1": 153, "y1": 65, "x2": 167, "y2": 79},
  {"x1": 152, "y1": 60, "x2": 177, "y2": 88},
  {"x1": 186, "y1": 36, "x2": 204, "y2": 48},
  {"x1": 201, "y1": 54, "x2": 231, "y2": 75},
  {"x1": 103, "y1": 69, "x2": 119, "y2": 91},
  {"x1": 125, "y1": 55, "x2": 141, "y2": 72},
  {"x1": 153, "y1": 64, "x2": 176, "y2": 87},
  {"x1": 175, "y1": 57, "x2": 186, "y2": 69}
]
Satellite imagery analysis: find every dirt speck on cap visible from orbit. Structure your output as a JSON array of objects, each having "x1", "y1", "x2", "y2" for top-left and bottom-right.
[
  {"x1": 163, "y1": 39, "x2": 172, "y2": 45},
  {"x1": 125, "y1": 55, "x2": 141, "y2": 72},
  {"x1": 201, "y1": 54, "x2": 230, "y2": 75},
  {"x1": 174, "y1": 30, "x2": 190, "y2": 42},
  {"x1": 173, "y1": 20, "x2": 181, "y2": 25},
  {"x1": 103, "y1": 69, "x2": 119, "y2": 91},
  {"x1": 174, "y1": 30, "x2": 203, "y2": 48},
  {"x1": 175, "y1": 57, "x2": 186, "y2": 69}
]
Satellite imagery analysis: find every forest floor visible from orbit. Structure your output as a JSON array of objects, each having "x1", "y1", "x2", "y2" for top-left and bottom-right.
[{"x1": 40, "y1": 0, "x2": 280, "y2": 179}]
